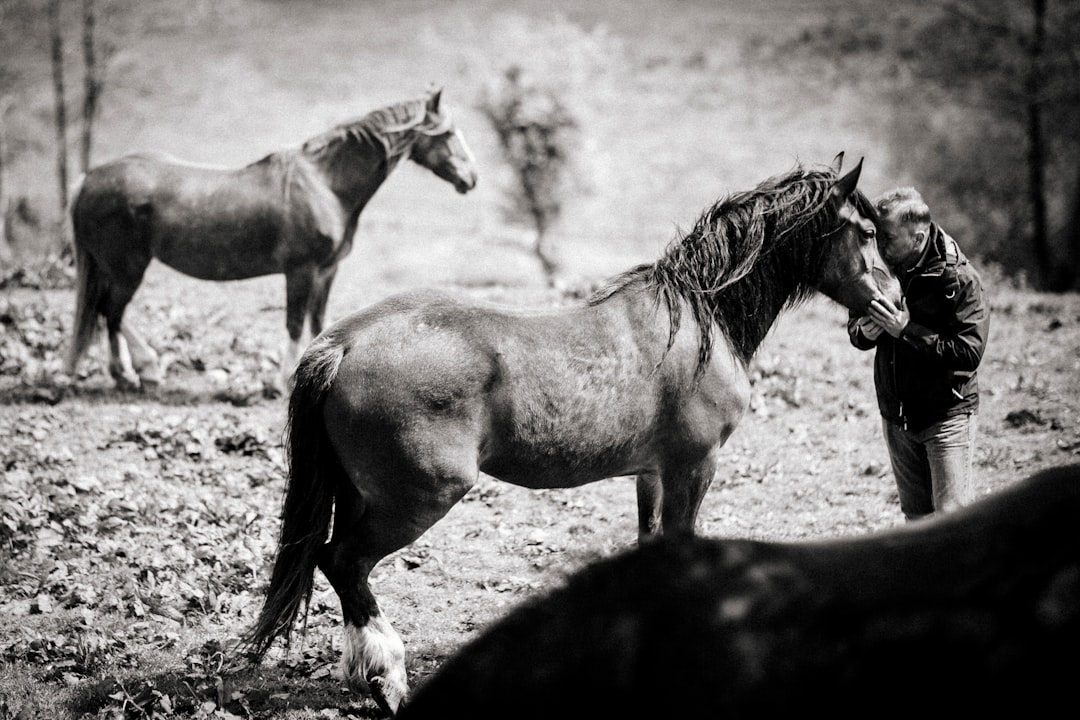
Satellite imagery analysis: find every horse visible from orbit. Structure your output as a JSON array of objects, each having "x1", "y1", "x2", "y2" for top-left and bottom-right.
[
  {"x1": 64, "y1": 88, "x2": 478, "y2": 391},
  {"x1": 395, "y1": 463, "x2": 1080, "y2": 719},
  {"x1": 243, "y1": 154, "x2": 901, "y2": 714}
]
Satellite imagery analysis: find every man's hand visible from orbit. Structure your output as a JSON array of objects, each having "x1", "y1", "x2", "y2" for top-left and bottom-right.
[
  {"x1": 868, "y1": 296, "x2": 909, "y2": 338},
  {"x1": 856, "y1": 315, "x2": 885, "y2": 341}
]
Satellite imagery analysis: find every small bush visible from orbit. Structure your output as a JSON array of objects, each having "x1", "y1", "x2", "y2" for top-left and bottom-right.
[
  {"x1": 466, "y1": 14, "x2": 626, "y2": 286},
  {"x1": 479, "y1": 66, "x2": 579, "y2": 283}
]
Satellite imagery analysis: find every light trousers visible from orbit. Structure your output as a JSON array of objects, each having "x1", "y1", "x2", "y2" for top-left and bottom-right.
[{"x1": 882, "y1": 411, "x2": 976, "y2": 521}]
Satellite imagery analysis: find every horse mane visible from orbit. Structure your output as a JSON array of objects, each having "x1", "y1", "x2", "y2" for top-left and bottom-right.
[
  {"x1": 300, "y1": 95, "x2": 451, "y2": 169},
  {"x1": 590, "y1": 164, "x2": 875, "y2": 374}
]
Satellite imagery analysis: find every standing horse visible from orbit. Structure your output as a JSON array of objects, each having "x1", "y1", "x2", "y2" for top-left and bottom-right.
[
  {"x1": 244, "y1": 155, "x2": 900, "y2": 714},
  {"x1": 65, "y1": 88, "x2": 477, "y2": 390}
]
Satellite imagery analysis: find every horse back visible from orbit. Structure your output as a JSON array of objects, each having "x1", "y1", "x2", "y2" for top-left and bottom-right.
[
  {"x1": 73, "y1": 152, "x2": 336, "y2": 280},
  {"x1": 796, "y1": 462, "x2": 1080, "y2": 594}
]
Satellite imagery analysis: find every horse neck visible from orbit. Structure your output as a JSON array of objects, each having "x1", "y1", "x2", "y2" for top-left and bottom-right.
[
  {"x1": 710, "y1": 253, "x2": 803, "y2": 360},
  {"x1": 652, "y1": 231, "x2": 808, "y2": 368},
  {"x1": 303, "y1": 133, "x2": 393, "y2": 212}
]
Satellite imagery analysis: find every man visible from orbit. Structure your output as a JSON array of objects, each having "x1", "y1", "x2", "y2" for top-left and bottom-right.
[{"x1": 849, "y1": 187, "x2": 990, "y2": 521}]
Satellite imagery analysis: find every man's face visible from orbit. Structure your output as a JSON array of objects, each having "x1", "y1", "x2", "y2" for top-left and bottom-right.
[{"x1": 878, "y1": 217, "x2": 925, "y2": 270}]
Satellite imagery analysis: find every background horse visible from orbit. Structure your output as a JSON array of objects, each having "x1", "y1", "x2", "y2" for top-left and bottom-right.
[
  {"x1": 65, "y1": 88, "x2": 477, "y2": 390},
  {"x1": 395, "y1": 463, "x2": 1080, "y2": 719},
  {"x1": 244, "y1": 155, "x2": 900, "y2": 713}
]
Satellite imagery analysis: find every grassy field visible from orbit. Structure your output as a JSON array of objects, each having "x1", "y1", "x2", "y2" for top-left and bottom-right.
[{"x1": 2, "y1": 1, "x2": 1079, "y2": 718}]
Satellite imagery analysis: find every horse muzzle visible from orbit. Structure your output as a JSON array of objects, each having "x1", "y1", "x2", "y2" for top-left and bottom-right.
[
  {"x1": 871, "y1": 266, "x2": 903, "y2": 311},
  {"x1": 453, "y1": 168, "x2": 478, "y2": 194}
]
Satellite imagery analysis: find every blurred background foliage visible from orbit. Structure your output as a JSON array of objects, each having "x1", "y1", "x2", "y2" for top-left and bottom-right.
[
  {"x1": 777, "y1": 0, "x2": 1080, "y2": 290},
  {"x1": 1, "y1": 0, "x2": 1077, "y2": 291}
]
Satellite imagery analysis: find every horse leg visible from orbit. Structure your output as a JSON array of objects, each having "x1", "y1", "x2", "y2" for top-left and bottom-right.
[
  {"x1": 317, "y1": 495, "x2": 410, "y2": 714},
  {"x1": 280, "y1": 268, "x2": 315, "y2": 392},
  {"x1": 101, "y1": 278, "x2": 146, "y2": 391},
  {"x1": 636, "y1": 471, "x2": 664, "y2": 540},
  {"x1": 307, "y1": 264, "x2": 338, "y2": 340},
  {"x1": 321, "y1": 421, "x2": 481, "y2": 713},
  {"x1": 106, "y1": 327, "x2": 140, "y2": 390},
  {"x1": 659, "y1": 451, "x2": 721, "y2": 534},
  {"x1": 67, "y1": 232, "x2": 151, "y2": 386},
  {"x1": 120, "y1": 321, "x2": 162, "y2": 387}
]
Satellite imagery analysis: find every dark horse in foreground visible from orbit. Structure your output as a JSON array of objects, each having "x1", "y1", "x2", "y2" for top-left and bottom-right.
[
  {"x1": 65, "y1": 88, "x2": 477, "y2": 390},
  {"x1": 397, "y1": 463, "x2": 1080, "y2": 719},
  {"x1": 244, "y1": 155, "x2": 900, "y2": 713}
]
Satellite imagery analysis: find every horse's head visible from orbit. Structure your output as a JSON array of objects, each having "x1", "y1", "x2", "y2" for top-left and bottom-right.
[
  {"x1": 819, "y1": 155, "x2": 901, "y2": 315},
  {"x1": 409, "y1": 88, "x2": 478, "y2": 194}
]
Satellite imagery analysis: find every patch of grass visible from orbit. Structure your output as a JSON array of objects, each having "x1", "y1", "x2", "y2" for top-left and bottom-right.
[{"x1": 1, "y1": 668, "x2": 70, "y2": 720}]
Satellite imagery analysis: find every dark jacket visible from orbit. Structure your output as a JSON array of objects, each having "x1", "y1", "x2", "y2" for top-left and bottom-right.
[{"x1": 848, "y1": 223, "x2": 989, "y2": 432}]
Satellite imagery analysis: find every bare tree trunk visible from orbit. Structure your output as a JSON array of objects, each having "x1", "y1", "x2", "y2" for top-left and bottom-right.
[
  {"x1": 1063, "y1": 175, "x2": 1080, "y2": 291},
  {"x1": 533, "y1": 227, "x2": 558, "y2": 287},
  {"x1": 49, "y1": 0, "x2": 69, "y2": 218},
  {"x1": 80, "y1": 0, "x2": 99, "y2": 173},
  {"x1": 0, "y1": 98, "x2": 12, "y2": 268},
  {"x1": 1025, "y1": 0, "x2": 1052, "y2": 288},
  {"x1": 526, "y1": 187, "x2": 558, "y2": 286}
]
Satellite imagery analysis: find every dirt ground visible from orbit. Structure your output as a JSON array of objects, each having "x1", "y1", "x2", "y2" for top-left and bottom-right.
[{"x1": 2, "y1": 241, "x2": 1078, "y2": 718}]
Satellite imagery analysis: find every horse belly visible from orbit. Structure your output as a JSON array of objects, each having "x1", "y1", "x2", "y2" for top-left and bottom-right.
[
  {"x1": 483, "y1": 357, "x2": 750, "y2": 489},
  {"x1": 150, "y1": 205, "x2": 287, "y2": 280},
  {"x1": 482, "y1": 449, "x2": 639, "y2": 489},
  {"x1": 481, "y1": 391, "x2": 661, "y2": 489},
  {"x1": 154, "y1": 228, "x2": 284, "y2": 280}
]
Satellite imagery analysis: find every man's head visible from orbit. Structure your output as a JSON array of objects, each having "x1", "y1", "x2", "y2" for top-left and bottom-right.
[{"x1": 874, "y1": 187, "x2": 932, "y2": 271}]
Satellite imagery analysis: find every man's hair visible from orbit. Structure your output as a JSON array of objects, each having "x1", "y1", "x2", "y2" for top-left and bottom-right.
[{"x1": 874, "y1": 187, "x2": 931, "y2": 225}]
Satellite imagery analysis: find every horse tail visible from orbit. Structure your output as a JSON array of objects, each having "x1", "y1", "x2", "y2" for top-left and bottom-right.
[
  {"x1": 244, "y1": 333, "x2": 348, "y2": 660},
  {"x1": 65, "y1": 175, "x2": 103, "y2": 377},
  {"x1": 62, "y1": 172, "x2": 85, "y2": 256}
]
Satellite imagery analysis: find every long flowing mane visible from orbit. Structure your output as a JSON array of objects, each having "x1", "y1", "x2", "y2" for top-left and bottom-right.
[
  {"x1": 591, "y1": 164, "x2": 878, "y2": 373},
  {"x1": 300, "y1": 95, "x2": 452, "y2": 169}
]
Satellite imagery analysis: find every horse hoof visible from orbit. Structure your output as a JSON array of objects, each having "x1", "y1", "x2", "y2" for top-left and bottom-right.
[
  {"x1": 109, "y1": 364, "x2": 142, "y2": 392},
  {"x1": 370, "y1": 675, "x2": 407, "y2": 716},
  {"x1": 138, "y1": 367, "x2": 165, "y2": 390},
  {"x1": 113, "y1": 375, "x2": 142, "y2": 393}
]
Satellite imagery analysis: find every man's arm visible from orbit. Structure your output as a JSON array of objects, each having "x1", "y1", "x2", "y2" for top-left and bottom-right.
[{"x1": 898, "y1": 269, "x2": 988, "y2": 371}]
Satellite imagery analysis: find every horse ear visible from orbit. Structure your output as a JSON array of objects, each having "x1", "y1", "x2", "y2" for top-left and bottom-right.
[
  {"x1": 830, "y1": 152, "x2": 844, "y2": 174},
  {"x1": 831, "y1": 156, "x2": 863, "y2": 200},
  {"x1": 427, "y1": 87, "x2": 443, "y2": 114}
]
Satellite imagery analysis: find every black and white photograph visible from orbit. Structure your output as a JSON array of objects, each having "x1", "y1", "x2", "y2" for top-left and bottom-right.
[{"x1": 2, "y1": 1, "x2": 1078, "y2": 718}]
